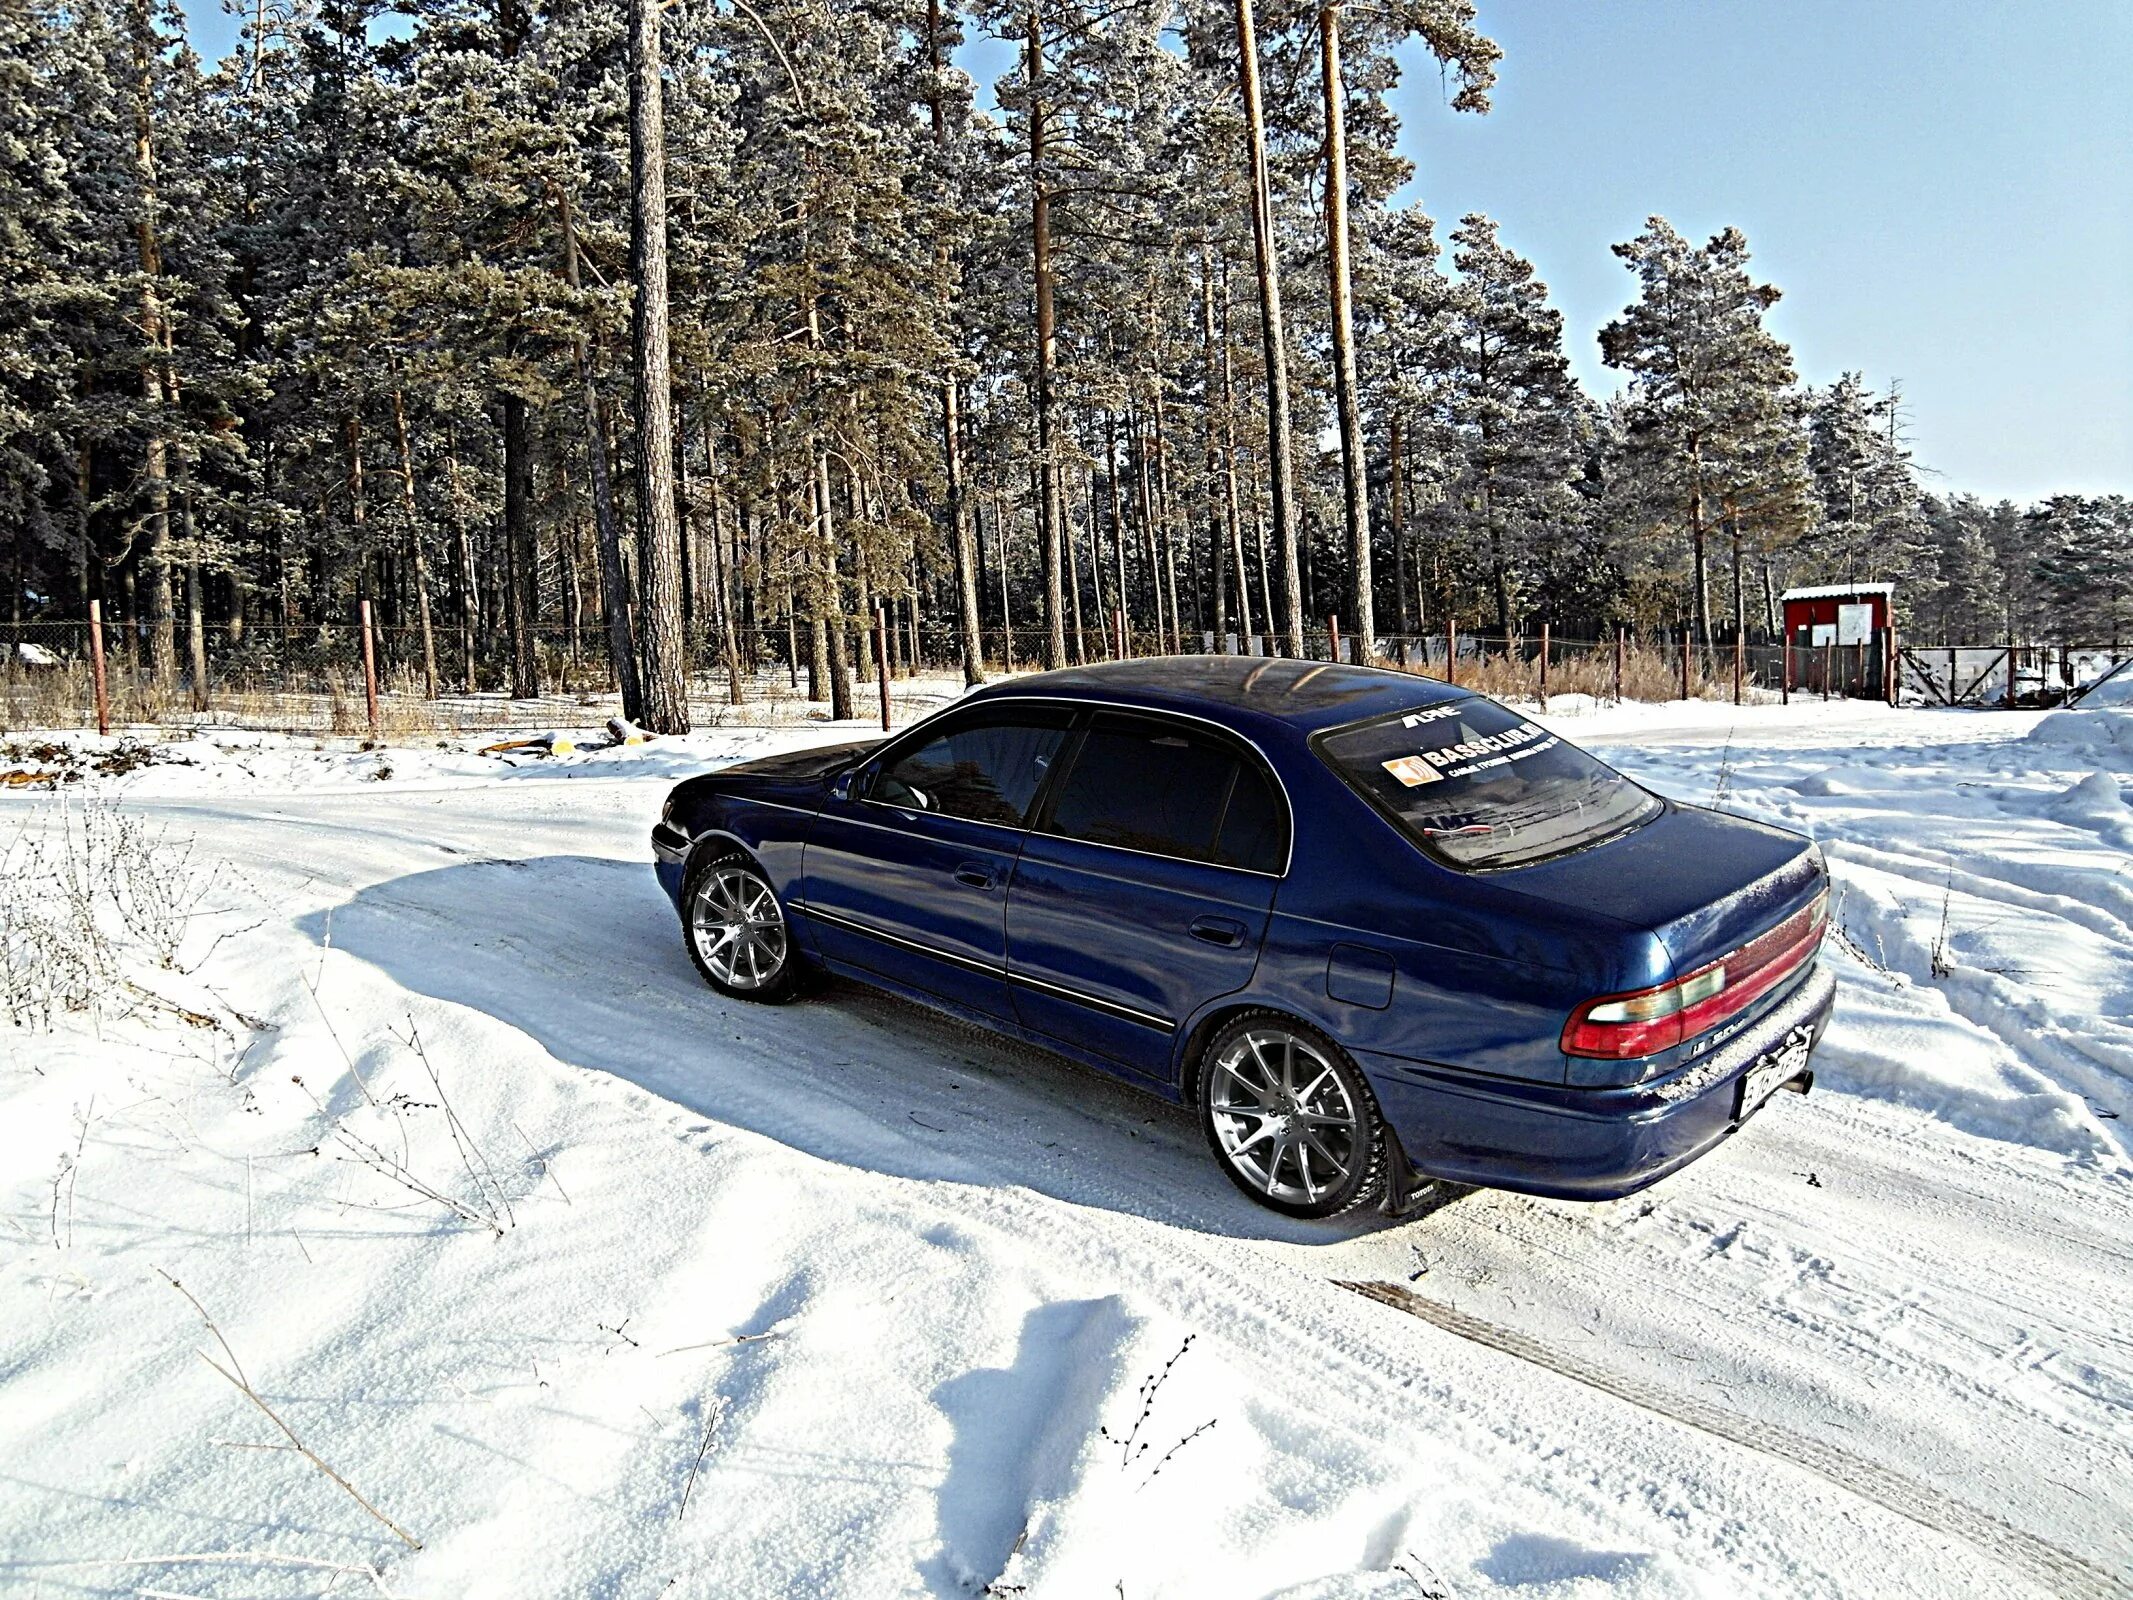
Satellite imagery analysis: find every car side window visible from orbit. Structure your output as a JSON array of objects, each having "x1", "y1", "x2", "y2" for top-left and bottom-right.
[
  {"x1": 868, "y1": 708, "x2": 1070, "y2": 827},
  {"x1": 1212, "y1": 757, "x2": 1287, "y2": 873},
  {"x1": 1043, "y1": 714, "x2": 1284, "y2": 871}
]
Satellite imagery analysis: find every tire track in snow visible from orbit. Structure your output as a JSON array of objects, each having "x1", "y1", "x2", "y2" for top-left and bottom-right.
[{"x1": 1333, "y1": 1279, "x2": 2131, "y2": 1600}]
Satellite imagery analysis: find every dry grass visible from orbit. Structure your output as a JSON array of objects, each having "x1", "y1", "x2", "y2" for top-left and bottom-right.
[{"x1": 1378, "y1": 641, "x2": 1764, "y2": 704}]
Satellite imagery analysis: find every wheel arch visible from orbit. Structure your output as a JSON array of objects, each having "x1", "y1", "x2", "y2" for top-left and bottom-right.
[
  {"x1": 680, "y1": 827, "x2": 763, "y2": 881},
  {"x1": 1173, "y1": 996, "x2": 1338, "y2": 1105}
]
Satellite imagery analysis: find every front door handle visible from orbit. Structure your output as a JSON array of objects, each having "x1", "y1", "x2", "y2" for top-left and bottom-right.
[
  {"x1": 1189, "y1": 915, "x2": 1248, "y2": 948},
  {"x1": 953, "y1": 864, "x2": 996, "y2": 890}
]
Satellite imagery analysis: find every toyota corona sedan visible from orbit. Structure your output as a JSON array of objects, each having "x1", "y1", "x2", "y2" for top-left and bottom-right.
[{"x1": 651, "y1": 657, "x2": 1835, "y2": 1219}]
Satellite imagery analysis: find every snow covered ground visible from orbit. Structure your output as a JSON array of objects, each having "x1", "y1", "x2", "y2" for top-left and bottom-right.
[{"x1": 3, "y1": 690, "x2": 2130, "y2": 1600}]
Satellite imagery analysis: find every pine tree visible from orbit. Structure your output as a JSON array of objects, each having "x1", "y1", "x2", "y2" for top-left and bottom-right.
[
  {"x1": 1441, "y1": 213, "x2": 1582, "y2": 641},
  {"x1": 1600, "y1": 219, "x2": 1800, "y2": 653}
]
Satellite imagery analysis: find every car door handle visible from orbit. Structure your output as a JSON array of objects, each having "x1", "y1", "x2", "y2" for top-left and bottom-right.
[
  {"x1": 953, "y1": 864, "x2": 997, "y2": 890},
  {"x1": 1189, "y1": 916, "x2": 1248, "y2": 948}
]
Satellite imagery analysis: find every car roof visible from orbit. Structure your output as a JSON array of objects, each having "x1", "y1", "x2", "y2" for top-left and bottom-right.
[{"x1": 961, "y1": 655, "x2": 1472, "y2": 741}]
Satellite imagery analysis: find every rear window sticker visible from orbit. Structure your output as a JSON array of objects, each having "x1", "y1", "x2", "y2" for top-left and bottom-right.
[{"x1": 1382, "y1": 756, "x2": 1442, "y2": 787}]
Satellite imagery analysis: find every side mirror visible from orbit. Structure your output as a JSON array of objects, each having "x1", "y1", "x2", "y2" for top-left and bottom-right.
[{"x1": 830, "y1": 772, "x2": 854, "y2": 802}]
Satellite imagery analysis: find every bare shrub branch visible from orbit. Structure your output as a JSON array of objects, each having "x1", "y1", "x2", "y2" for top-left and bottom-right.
[{"x1": 159, "y1": 1270, "x2": 423, "y2": 1550}]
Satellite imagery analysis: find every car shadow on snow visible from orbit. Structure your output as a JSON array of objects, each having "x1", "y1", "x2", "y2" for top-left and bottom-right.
[{"x1": 297, "y1": 855, "x2": 1419, "y2": 1246}]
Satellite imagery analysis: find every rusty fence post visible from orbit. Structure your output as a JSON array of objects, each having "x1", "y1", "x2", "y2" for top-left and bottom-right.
[
  {"x1": 1733, "y1": 629, "x2": 1744, "y2": 705},
  {"x1": 875, "y1": 606, "x2": 892, "y2": 732},
  {"x1": 1446, "y1": 617, "x2": 1458, "y2": 687},
  {"x1": 88, "y1": 600, "x2": 111, "y2": 737},
  {"x1": 359, "y1": 598, "x2": 381, "y2": 741},
  {"x1": 1327, "y1": 612, "x2": 1341, "y2": 665},
  {"x1": 1614, "y1": 626, "x2": 1625, "y2": 704},
  {"x1": 1538, "y1": 621, "x2": 1550, "y2": 709},
  {"x1": 1681, "y1": 631, "x2": 1692, "y2": 701}
]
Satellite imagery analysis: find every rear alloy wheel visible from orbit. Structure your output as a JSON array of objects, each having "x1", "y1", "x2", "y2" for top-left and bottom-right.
[
  {"x1": 683, "y1": 851, "x2": 802, "y2": 1003},
  {"x1": 1198, "y1": 1013, "x2": 1385, "y2": 1218}
]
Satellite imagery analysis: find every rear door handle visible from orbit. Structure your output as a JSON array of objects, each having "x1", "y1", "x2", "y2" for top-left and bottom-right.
[
  {"x1": 953, "y1": 864, "x2": 997, "y2": 890},
  {"x1": 1189, "y1": 915, "x2": 1248, "y2": 948}
]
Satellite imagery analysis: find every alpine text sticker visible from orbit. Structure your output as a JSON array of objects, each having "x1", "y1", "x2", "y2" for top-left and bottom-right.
[
  {"x1": 1400, "y1": 705, "x2": 1466, "y2": 728},
  {"x1": 1382, "y1": 756, "x2": 1442, "y2": 788}
]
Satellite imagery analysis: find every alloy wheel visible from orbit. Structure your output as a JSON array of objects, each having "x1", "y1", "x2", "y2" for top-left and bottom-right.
[
  {"x1": 1207, "y1": 1026, "x2": 1363, "y2": 1205},
  {"x1": 690, "y1": 865, "x2": 789, "y2": 992}
]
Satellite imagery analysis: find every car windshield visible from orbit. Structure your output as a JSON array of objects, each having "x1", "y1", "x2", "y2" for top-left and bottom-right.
[{"x1": 1316, "y1": 697, "x2": 1661, "y2": 870}]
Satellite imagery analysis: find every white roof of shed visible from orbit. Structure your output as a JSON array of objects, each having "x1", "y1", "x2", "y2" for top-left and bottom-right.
[{"x1": 1780, "y1": 583, "x2": 1894, "y2": 601}]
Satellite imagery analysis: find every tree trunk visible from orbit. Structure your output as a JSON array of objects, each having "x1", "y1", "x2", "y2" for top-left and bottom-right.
[
  {"x1": 555, "y1": 187, "x2": 641, "y2": 720},
  {"x1": 1027, "y1": 1, "x2": 1067, "y2": 670},
  {"x1": 627, "y1": 0, "x2": 691, "y2": 733},
  {"x1": 1201, "y1": 249, "x2": 1229, "y2": 641},
  {"x1": 1388, "y1": 410, "x2": 1409, "y2": 635},
  {"x1": 389, "y1": 386, "x2": 440, "y2": 697},
  {"x1": 1217, "y1": 273, "x2": 1255, "y2": 642},
  {"x1": 1318, "y1": 3, "x2": 1373, "y2": 661},
  {"x1": 447, "y1": 440, "x2": 478, "y2": 692},
  {"x1": 1234, "y1": 0, "x2": 1305, "y2": 657},
  {"x1": 814, "y1": 449, "x2": 854, "y2": 719},
  {"x1": 704, "y1": 418, "x2": 746, "y2": 705},
  {"x1": 925, "y1": 3, "x2": 985, "y2": 688},
  {"x1": 502, "y1": 394, "x2": 539, "y2": 698},
  {"x1": 1688, "y1": 434, "x2": 1711, "y2": 655},
  {"x1": 127, "y1": 0, "x2": 176, "y2": 688}
]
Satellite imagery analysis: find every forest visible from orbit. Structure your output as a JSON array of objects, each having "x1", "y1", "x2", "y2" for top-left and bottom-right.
[{"x1": 2, "y1": 0, "x2": 2128, "y2": 730}]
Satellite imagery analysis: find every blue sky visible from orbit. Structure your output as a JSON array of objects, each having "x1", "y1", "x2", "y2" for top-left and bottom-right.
[{"x1": 182, "y1": 0, "x2": 2128, "y2": 503}]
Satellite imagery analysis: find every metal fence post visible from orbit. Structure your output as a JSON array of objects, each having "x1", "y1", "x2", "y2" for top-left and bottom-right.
[
  {"x1": 1538, "y1": 621, "x2": 1549, "y2": 709},
  {"x1": 1446, "y1": 617, "x2": 1457, "y2": 687},
  {"x1": 1327, "y1": 612, "x2": 1341, "y2": 665},
  {"x1": 1614, "y1": 626, "x2": 1624, "y2": 704},
  {"x1": 1681, "y1": 632, "x2": 1692, "y2": 701},
  {"x1": 1733, "y1": 630, "x2": 1744, "y2": 705},
  {"x1": 359, "y1": 599, "x2": 381, "y2": 741},
  {"x1": 88, "y1": 600, "x2": 111, "y2": 737},
  {"x1": 875, "y1": 606, "x2": 891, "y2": 732}
]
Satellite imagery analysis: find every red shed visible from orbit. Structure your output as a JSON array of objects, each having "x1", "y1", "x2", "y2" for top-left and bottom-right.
[
  {"x1": 1781, "y1": 583, "x2": 1892, "y2": 648},
  {"x1": 1781, "y1": 582, "x2": 1895, "y2": 700}
]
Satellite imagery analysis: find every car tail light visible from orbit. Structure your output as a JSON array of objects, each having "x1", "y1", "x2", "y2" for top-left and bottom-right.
[{"x1": 1562, "y1": 891, "x2": 1829, "y2": 1061}]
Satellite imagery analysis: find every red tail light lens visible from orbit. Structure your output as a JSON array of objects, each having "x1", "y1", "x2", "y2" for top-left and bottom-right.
[{"x1": 1562, "y1": 891, "x2": 1828, "y2": 1061}]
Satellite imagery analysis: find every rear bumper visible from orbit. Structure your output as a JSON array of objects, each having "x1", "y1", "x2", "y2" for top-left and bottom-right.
[{"x1": 1364, "y1": 962, "x2": 1837, "y2": 1201}]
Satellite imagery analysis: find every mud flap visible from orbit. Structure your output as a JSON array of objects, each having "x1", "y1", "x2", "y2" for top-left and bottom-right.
[{"x1": 1379, "y1": 1124, "x2": 1426, "y2": 1218}]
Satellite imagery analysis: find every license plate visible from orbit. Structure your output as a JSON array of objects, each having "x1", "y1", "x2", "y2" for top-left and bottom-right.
[{"x1": 1738, "y1": 1029, "x2": 1812, "y2": 1118}]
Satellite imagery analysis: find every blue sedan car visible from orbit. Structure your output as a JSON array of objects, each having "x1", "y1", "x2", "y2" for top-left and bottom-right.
[{"x1": 652, "y1": 658, "x2": 1835, "y2": 1219}]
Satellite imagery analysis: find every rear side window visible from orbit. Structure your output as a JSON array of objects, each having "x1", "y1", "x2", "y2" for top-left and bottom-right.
[
  {"x1": 1043, "y1": 715, "x2": 1287, "y2": 872},
  {"x1": 1316, "y1": 697, "x2": 1660, "y2": 870},
  {"x1": 869, "y1": 708, "x2": 1071, "y2": 826}
]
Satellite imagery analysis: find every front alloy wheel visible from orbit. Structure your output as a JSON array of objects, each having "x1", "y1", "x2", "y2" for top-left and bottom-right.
[
  {"x1": 683, "y1": 852, "x2": 801, "y2": 1002},
  {"x1": 1200, "y1": 1014, "x2": 1384, "y2": 1218}
]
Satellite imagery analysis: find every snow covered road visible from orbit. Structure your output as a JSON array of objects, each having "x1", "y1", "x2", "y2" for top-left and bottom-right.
[{"x1": 3, "y1": 700, "x2": 2129, "y2": 1598}]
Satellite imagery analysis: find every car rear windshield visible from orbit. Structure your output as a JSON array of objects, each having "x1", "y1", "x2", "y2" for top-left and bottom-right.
[{"x1": 1315, "y1": 698, "x2": 1661, "y2": 870}]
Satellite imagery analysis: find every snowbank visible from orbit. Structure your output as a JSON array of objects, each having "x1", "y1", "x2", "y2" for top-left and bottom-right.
[{"x1": 3, "y1": 702, "x2": 2128, "y2": 1600}]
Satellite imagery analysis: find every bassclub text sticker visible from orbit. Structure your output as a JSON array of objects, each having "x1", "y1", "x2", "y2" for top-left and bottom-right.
[
  {"x1": 1381, "y1": 756, "x2": 1442, "y2": 787},
  {"x1": 1383, "y1": 720, "x2": 1562, "y2": 784}
]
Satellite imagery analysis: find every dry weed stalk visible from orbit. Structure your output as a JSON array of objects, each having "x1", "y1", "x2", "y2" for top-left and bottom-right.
[
  {"x1": 676, "y1": 1395, "x2": 727, "y2": 1522},
  {"x1": 158, "y1": 1270, "x2": 423, "y2": 1550},
  {"x1": 36, "y1": 1549, "x2": 402, "y2": 1598}
]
